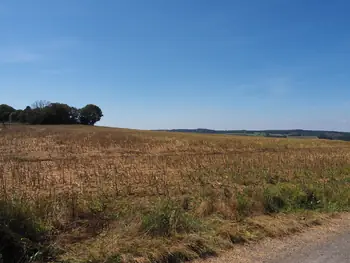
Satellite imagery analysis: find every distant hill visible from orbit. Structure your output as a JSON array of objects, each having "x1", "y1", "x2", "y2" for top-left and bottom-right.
[{"x1": 154, "y1": 129, "x2": 350, "y2": 141}]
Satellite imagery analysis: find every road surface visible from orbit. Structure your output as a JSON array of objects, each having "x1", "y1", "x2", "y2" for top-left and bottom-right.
[
  {"x1": 195, "y1": 213, "x2": 350, "y2": 263},
  {"x1": 269, "y1": 231, "x2": 349, "y2": 263}
]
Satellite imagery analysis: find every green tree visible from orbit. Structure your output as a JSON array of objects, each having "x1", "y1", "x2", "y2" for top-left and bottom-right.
[
  {"x1": 79, "y1": 104, "x2": 103, "y2": 125},
  {"x1": 10, "y1": 110, "x2": 24, "y2": 123},
  {"x1": 23, "y1": 106, "x2": 46, "y2": 125},
  {"x1": 41, "y1": 103, "x2": 72, "y2": 124},
  {"x1": 0, "y1": 104, "x2": 16, "y2": 125},
  {"x1": 68, "y1": 107, "x2": 80, "y2": 124},
  {"x1": 20, "y1": 106, "x2": 32, "y2": 123},
  {"x1": 24, "y1": 100, "x2": 50, "y2": 125}
]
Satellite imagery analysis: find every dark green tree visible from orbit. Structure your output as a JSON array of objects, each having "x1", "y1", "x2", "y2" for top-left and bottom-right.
[
  {"x1": 0, "y1": 104, "x2": 16, "y2": 125},
  {"x1": 0, "y1": 102, "x2": 103, "y2": 126},
  {"x1": 68, "y1": 107, "x2": 80, "y2": 124},
  {"x1": 79, "y1": 104, "x2": 103, "y2": 125},
  {"x1": 20, "y1": 106, "x2": 32, "y2": 123},
  {"x1": 41, "y1": 103, "x2": 73, "y2": 124},
  {"x1": 10, "y1": 109, "x2": 24, "y2": 123},
  {"x1": 23, "y1": 106, "x2": 46, "y2": 125}
]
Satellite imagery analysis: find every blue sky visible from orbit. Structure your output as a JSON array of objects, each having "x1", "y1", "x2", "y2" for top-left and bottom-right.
[{"x1": 1, "y1": 0, "x2": 350, "y2": 130}]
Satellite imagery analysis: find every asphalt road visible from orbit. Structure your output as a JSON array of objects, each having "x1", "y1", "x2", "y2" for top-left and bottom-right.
[{"x1": 269, "y1": 231, "x2": 350, "y2": 263}]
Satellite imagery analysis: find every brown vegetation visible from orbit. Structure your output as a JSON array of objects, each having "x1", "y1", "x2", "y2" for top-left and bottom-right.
[{"x1": 0, "y1": 125, "x2": 349, "y2": 263}]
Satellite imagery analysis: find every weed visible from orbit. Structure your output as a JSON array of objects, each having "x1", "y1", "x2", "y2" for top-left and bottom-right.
[
  {"x1": 141, "y1": 200, "x2": 201, "y2": 237},
  {"x1": 236, "y1": 192, "x2": 251, "y2": 218},
  {"x1": 105, "y1": 254, "x2": 122, "y2": 263},
  {"x1": 263, "y1": 183, "x2": 323, "y2": 213},
  {"x1": 0, "y1": 200, "x2": 52, "y2": 263}
]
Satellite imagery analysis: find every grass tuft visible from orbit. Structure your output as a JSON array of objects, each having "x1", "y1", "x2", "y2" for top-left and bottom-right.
[
  {"x1": 263, "y1": 183, "x2": 324, "y2": 213},
  {"x1": 0, "y1": 200, "x2": 54, "y2": 263},
  {"x1": 141, "y1": 199, "x2": 201, "y2": 237}
]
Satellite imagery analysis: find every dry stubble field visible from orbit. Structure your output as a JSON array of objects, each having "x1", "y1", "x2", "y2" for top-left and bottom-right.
[{"x1": 0, "y1": 125, "x2": 349, "y2": 263}]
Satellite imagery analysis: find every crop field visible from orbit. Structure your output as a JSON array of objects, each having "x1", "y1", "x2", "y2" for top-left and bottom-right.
[{"x1": 0, "y1": 125, "x2": 349, "y2": 263}]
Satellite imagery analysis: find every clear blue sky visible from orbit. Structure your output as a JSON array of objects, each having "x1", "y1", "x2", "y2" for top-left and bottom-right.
[{"x1": 1, "y1": 0, "x2": 350, "y2": 130}]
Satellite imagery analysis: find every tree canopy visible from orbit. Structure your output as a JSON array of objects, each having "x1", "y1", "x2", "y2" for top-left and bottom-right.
[
  {"x1": 0, "y1": 101, "x2": 103, "y2": 126},
  {"x1": 0, "y1": 104, "x2": 16, "y2": 124},
  {"x1": 79, "y1": 104, "x2": 103, "y2": 125}
]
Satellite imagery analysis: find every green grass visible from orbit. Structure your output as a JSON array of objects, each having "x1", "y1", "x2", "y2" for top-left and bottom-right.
[
  {"x1": 0, "y1": 200, "x2": 54, "y2": 263},
  {"x1": 141, "y1": 199, "x2": 202, "y2": 237}
]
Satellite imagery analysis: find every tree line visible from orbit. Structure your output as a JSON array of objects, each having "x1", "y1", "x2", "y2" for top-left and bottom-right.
[
  {"x1": 0, "y1": 101, "x2": 103, "y2": 126},
  {"x1": 164, "y1": 129, "x2": 350, "y2": 142}
]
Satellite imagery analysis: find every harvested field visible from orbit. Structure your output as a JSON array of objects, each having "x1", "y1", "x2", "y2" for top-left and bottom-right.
[{"x1": 0, "y1": 125, "x2": 349, "y2": 262}]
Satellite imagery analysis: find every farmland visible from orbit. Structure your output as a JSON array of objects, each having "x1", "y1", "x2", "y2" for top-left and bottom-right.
[{"x1": 0, "y1": 125, "x2": 349, "y2": 263}]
